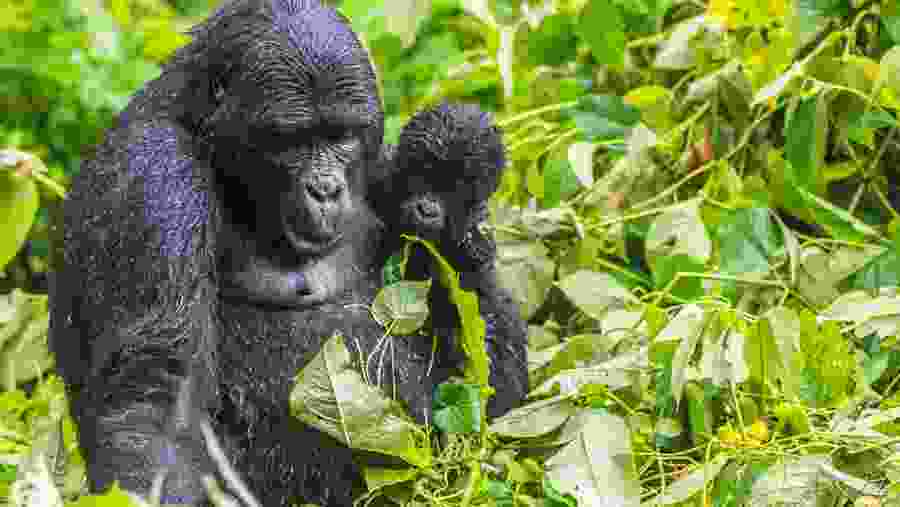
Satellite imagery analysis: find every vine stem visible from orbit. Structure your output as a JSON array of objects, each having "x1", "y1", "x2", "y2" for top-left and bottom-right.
[{"x1": 498, "y1": 101, "x2": 578, "y2": 129}]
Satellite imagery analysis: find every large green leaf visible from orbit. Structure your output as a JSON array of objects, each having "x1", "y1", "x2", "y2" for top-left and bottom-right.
[
  {"x1": 290, "y1": 334, "x2": 432, "y2": 468},
  {"x1": 527, "y1": 15, "x2": 578, "y2": 67},
  {"x1": 0, "y1": 163, "x2": 39, "y2": 271},
  {"x1": 577, "y1": 0, "x2": 625, "y2": 67},
  {"x1": 570, "y1": 95, "x2": 641, "y2": 141}
]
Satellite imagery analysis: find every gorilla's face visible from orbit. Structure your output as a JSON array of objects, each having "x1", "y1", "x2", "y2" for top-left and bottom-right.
[
  {"x1": 397, "y1": 179, "x2": 498, "y2": 271},
  {"x1": 394, "y1": 104, "x2": 504, "y2": 271},
  {"x1": 202, "y1": 3, "x2": 383, "y2": 258}
]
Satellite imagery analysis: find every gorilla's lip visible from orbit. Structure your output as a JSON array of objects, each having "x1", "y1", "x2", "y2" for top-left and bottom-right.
[
  {"x1": 281, "y1": 216, "x2": 344, "y2": 255},
  {"x1": 220, "y1": 288, "x2": 310, "y2": 310}
]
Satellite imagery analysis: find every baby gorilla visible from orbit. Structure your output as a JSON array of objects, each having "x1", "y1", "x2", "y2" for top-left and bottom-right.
[{"x1": 370, "y1": 103, "x2": 528, "y2": 418}]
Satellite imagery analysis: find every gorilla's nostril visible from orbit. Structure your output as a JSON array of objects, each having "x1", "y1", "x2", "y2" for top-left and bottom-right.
[
  {"x1": 416, "y1": 200, "x2": 439, "y2": 218},
  {"x1": 306, "y1": 176, "x2": 345, "y2": 202}
]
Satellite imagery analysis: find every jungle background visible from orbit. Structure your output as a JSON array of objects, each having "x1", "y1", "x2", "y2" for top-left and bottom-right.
[{"x1": 2, "y1": 0, "x2": 900, "y2": 505}]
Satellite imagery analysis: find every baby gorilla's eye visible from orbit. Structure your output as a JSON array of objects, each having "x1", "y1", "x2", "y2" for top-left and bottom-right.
[
  {"x1": 319, "y1": 126, "x2": 352, "y2": 142},
  {"x1": 322, "y1": 129, "x2": 359, "y2": 154}
]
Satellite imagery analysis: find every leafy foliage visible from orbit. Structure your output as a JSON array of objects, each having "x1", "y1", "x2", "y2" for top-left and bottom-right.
[{"x1": 3, "y1": 0, "x2": 900, "y2": 505}]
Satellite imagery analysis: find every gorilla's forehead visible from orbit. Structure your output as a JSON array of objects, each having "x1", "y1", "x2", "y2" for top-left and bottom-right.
[
  {"x1": 271, "y1": 1, "x2": 362, "y2": 74},
  {"x1": 263, "y1": 0, "x2": 380, "y2": 127}
]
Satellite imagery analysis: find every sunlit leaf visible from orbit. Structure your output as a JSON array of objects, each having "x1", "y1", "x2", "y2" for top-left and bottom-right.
[
  {"x1": 290, "y1": 334, "x2": 432, "y2": 468},
  {"x1": 432, "y1": 383, "x2": 481, "y2": 433},
  {"x1": 526, "y1": 14, "x2": 578, "y2": 66},
  {"x1": 556, "y1": 270, "x2": 638, "y2": 321},
  {"x1": 570, "y1": 95, "x2": 641, "y2": 141},
  {"x1": 577, "y1": 0, "x2": 625, "y2": 67},
  {"x1": 0, "y1": 152, "x2": 40, "y2": 271},
  {"x1": 371, "y1": 281, "x2": 431, "y2": 335},
  {"x1": 544, "y1": 411, "x2": 640, "y2": 507}
]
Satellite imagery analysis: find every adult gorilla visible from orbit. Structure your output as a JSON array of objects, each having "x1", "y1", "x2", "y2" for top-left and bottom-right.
[{"x1": 49, "y1": 1, "x2": 526, "y2": 506}]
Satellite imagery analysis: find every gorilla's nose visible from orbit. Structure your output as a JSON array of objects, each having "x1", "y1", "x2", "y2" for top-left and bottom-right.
[
  {"x1": 416, "y1": 199, "x2": 440, "y2": 219},
  {"x1": 306, "y1": 174, "x2": 345, "y2": 203}
]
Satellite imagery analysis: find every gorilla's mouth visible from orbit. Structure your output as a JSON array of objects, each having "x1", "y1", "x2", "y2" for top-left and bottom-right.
[
  {"x1": 282, "y1": 214, "x2": 344, "y2": 255},
  {"x1": 279, "y1": 172, "x2": 352, "y2": 256}
]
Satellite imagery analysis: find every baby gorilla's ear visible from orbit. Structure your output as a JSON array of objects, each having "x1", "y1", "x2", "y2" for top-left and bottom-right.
[{"x1": 454, "y1": 199, "x2": 497, "y2": 274}]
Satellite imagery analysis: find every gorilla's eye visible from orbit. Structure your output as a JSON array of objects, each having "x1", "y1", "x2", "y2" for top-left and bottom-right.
[
  {"x1": 314, "y1": 128, "x2": 358, "y2": 155},
  {"x1": 319, "y1": 126, "x2": 352, "y2": 142}
]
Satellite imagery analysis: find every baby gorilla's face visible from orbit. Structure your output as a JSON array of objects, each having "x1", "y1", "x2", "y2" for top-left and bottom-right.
[
  {"x1": 389, "y1": 102, "x2": 505, "y2": 273},
  {"x1": 394, "y1": 183, "x2": 497, "y2": 273}
]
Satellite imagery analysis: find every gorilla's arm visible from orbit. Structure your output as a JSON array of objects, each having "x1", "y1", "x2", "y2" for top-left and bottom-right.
[{"x1": 51, "y1": 118, "x2": 217, "y2": 504}]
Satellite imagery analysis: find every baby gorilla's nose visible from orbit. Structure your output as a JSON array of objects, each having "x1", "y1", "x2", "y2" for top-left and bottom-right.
[
  {"x1": 306, "y1": 174, "x2": 345, "y2": 203},
  {"x1": 416, "y1": 199, "x2": 440, "y2": 219}
]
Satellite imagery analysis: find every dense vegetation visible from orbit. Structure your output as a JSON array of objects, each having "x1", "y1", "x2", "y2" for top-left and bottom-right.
[{"x1": 2, "y1": 0, "x2": 900, "y2": 505}]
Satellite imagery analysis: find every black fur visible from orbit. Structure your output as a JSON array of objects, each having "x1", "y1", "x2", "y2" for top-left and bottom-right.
[
  {"x1": 49, "y1": 2, "x2": 525, "y2": 507},
  {"x1": 370, "y1": 103, "x2": 528, "y2": 419}
]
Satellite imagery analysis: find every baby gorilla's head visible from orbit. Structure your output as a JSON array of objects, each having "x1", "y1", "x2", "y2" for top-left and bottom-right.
[{"x1": 389, "y1": 103, "x2": 506, "y2": 272}]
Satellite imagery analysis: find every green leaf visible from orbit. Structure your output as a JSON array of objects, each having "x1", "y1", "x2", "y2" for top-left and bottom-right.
[
  {"x1": 360, "y1": 465, "x2": 418, "y2": 494},
  {"x1": 884, "y1": 14, "x2": 900, "y2": 44},
  {"x1": 382, "y1": 253, "x2": 405, "y2": 286},
  {"x1": 490, "y1": 0, "x2": 518, "y2": 23},
  {"x1": 0, "y1": 166, "x2": 39, "y2": 271},
  {"x1": 483, "y1": 479, "x2": 514, "y2": 507},
  {"x1": 567, "y1": 141, "x2": 596, "y2": 188},
  {"x1": 543, "y1": 479, "x2": 578, "y2": 507},
  {"x1": 65, "y1": 483, "x2": 142, "y2": 507},
  {"x1": 684, "y1": 381, "x2": 712, "y2": 445},
  {"x1": 527, "y1": 15, "x2": 578, "y2": 67},
  {"x1": 400, "y1": 236, "x2": 491, "y2": 390},
  {"x1": 846, "y1": 110, "x2": 899, "y2": 146},
  {"x1": 863, "y1": 350, "x2": 891, "y2": 386},
  {"x1": 652, "y1": 253, "x2": 705, "y2": 301},
  {"x1": 556, "y1": 270, "x2": 638, "y2": 321},
  {"x1": 488, "y1": 396, "x2": 575, "y2": 438},
  {"x1": 645, "y1": 200, "x2": 712, "y2": 265},
  {"x1": 880, "y1": 46, "x2": 900, "y2": 104},
  {"x1": 496, "y1": 239, "x2": 555, "y2": 320},
  {"x1": 0, "y1": 303, "x2": 53, "y2": 390},
  {"x1": 371, "y1": 280, "x2": 431, "y2": 335},
  {"x1": 290, "y1": 333, "x2": 432, "y2": 468},
  {"x1": 645, "y1": 456, "x2": 728, "y2": 504},
  {"x1": 793, "y1": 0, "x2": 849, "y2": 45},
  {"x1": 570, "y1": 95, "x2": 641, "y2": 141},
  {"x1": 783, "y1": 95, "x2": 827, "y2": 212},
  {"x1": 716, "y1": 207, "x2": 778, "y2": 276},
  {"x1": 799, "y1": 320, "x2": 853, "y2": 407},
  {"x1": 798, "y1": 187, "x2": 879, "y2": 242},
  {"x1": 577, "y1": 0, "x2": 625, "y2": 67},
  {"x1": 530, "y1": 333, "x2": 612, "y2": 387},
  {"x1": 542, "y1": 157, "x2": 580, "y2": 209},
  {"x1": 432, "y1": 383, "x2": 481, "y2": 433},
  {"x1": 544, "y1": 411, "x2": 640, "y2": 506},
  {"x1": 746, "y1": 314, "x2": 793, "y2": 399},
  {"x1": 846, "y1": 246, "x2": 900, "y2": 290}
]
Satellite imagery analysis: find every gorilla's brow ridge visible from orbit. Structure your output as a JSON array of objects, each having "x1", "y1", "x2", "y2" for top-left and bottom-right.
[{"x1": 267, "y1": 1, "x2": 381, "y2": 128}]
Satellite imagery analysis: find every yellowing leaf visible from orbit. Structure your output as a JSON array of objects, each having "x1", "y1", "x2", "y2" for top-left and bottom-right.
[
  {"x1": 707, "y1": 0, "x2": 736, "y2": 28},
  {"x1": 768, "y1": 0, "x2": 787, "y2": 18}
]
